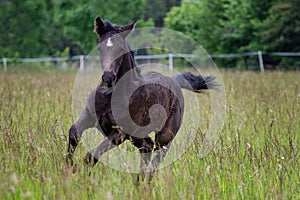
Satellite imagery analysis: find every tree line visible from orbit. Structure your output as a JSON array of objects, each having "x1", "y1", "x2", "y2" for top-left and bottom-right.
[{"x1": 1, "y1": 0, "x2": 299, "y2": 68}]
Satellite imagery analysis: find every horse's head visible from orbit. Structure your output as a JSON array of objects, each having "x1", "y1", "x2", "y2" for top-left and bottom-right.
[{"x1": 94, "y1": 17, "x2": 137, "y2": 87}]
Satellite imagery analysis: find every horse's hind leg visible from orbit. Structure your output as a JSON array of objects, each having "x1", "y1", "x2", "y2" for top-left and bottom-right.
[
  {"x1": 145, "y1": 140, "x2": 171, "y2": 184},
  {"x1": 131, "y1": 136, "x2": 154, "y2": 183},
  {"x1": 66, "y1": 106, "x2": 96, "y2": 167},
  {"x1": 145, "y1": 115, "x2": 181, "y2": 184}
]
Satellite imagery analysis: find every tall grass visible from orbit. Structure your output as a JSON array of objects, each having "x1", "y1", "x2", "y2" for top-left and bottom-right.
[{"x1": 0, "y1": 70, "x2": 299, "y2": 199}]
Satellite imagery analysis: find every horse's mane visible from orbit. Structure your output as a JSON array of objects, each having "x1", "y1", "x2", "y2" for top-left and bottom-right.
[
  {"x1": 102, "y1": 20, "x2": 118, "y2": 34},
  {"x1": 128, "y1": 47, "x2": 141, "y2": 76}
]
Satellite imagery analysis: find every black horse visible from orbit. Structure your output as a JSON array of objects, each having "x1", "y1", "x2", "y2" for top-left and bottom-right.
[{"x1": 67, "y1": 17, "x2": 216, "y2": 184}]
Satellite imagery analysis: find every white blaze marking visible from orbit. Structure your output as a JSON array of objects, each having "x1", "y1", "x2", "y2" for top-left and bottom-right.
[{"x1": 106, "y1": 37, "x2": 113, "y2": 47}]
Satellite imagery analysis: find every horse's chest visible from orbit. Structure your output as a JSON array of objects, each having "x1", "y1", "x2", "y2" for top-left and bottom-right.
[{"x1": 94, "y1": 91, "x2": 115, "y2": 128}]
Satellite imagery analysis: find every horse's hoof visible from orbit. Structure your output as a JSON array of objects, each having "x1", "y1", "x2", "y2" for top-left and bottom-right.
[
  {"x1": 83, "y1": 152, "x2": 98, "y2": 167},
  {"x1": 134, "y1": 177, "x2": 141, "y2": 187},
  {"x1": 66, "y1": 153, "x2": 74, "y2": 167},
  {"x1": 137, "y1": 183, "x2": 151, "y2": 192},
  {"x1": 83, "y1": 152, "x2": 92, "y2": 166}
]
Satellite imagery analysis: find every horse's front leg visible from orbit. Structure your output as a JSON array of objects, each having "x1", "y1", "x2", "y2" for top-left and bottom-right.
[
  {"x1": 84, "y1": 129, "x2": 128, "y2": 167},
  {"x1": 66, "y1": 106, "x2": 96, "y2": 168},
  {"x1": 131, "y1": 137, "x2": 154, "y2": 184},
  {"x1": 66, "y1": 124, "x2": 80, "y2": 167}
]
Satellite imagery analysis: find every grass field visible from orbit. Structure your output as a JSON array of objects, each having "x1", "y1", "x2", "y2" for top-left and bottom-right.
[{"x1": 0, "y1": 70, "x2": 299, "y2": 199}]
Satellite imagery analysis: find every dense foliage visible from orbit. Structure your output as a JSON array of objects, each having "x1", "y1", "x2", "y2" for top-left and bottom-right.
[
  {"x1": 165, "y1": 0, "x2": 300, "y2": 67},
  {"x1": 0, "y1": 0, "x2": 150, "y2": 57},
  {"x1": 1, "y1": 0, "x2": 299, "y2": 68}
]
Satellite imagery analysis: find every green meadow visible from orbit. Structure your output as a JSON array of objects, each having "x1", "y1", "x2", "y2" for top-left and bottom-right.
[{"x1": 0, "y1": 70, "x2": 299, "y2": 199}]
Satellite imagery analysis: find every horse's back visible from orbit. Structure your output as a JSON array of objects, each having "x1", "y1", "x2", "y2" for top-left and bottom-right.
[
  {"x1": 142, "y1": 71, "x2": 177, "y2": 85},
  {"x1": 141, "y1": 71, "x2": 183, "y2": 105}
]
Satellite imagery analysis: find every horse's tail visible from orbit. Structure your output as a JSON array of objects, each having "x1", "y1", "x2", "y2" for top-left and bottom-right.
[{"x1": 173, "y1": 72, "x2": 218, "y2": 93}]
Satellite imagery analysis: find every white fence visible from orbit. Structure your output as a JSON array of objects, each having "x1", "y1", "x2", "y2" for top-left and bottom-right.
[{"x1": 1, "y1": 51, "x2": 300, "y2": 72}]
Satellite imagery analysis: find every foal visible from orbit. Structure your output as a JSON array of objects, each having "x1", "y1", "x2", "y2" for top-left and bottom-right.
[{"x1": 67, "y1": 17, "x2": 216, "y2": 184}]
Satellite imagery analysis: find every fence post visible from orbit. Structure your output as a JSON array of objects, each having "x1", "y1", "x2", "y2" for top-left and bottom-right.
[
  {"x1": 3, "y1": 57, "x2": 7, "y2": 71},
  {"x1": 79, "y1": 55, "x2": 84, "y2": 71},
  {"x1": 168, "y1": 53, "x2": 173, "y2": 70},
  {"x1": 257, "y1": 51, "x2": 264, "y2": 72}
]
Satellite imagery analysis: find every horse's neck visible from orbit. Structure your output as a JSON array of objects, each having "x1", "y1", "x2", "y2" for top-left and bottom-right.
[
  {"x1": 113, "y1": 53, "x2": 141, "y2": 99},
  {"x1": 116, "y1": 53, "x2": 140, "y2": 82}
]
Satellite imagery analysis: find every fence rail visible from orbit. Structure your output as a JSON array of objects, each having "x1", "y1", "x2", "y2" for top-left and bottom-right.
[{"x1": 1, "y1": 51, "x2": 299, "y2": 72}]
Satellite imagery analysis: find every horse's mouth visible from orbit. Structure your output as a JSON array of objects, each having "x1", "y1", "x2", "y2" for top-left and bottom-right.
[
  {"x1": 101, "y1": 83, "x2": 115, "y2": 94},
  {"x1": 104, "y1": 82, "x2": 112, "y2": 88}
]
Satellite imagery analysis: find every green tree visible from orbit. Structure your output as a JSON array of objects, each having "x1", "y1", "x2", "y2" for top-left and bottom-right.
[
  {"x1": 144, "y1": 0, "x2": 181, "y2": 27},
  {"x1": 0, "y1": 0, "x2": 53, "y2": 57},
  {"x1": 246, "y1": 0, "x2": 300, "y2": 67},
  {"x1": 258, "y1": 0, "x2": 300, "y2": 52},
  {"x1": 0, "y1": 0, "x2": 151, "y2": 57},
  {"x1": 165, "y1": 0, "x2": 298, "y2": 68},
  {"x1": 51, "y1": 0, "x2": 148, "y2": 55},
  {"x1": 164, "y1": 0, "x2": 226, "y2": 53}
]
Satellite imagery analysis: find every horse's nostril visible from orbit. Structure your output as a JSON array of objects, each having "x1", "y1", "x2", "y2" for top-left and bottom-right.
[
  {"x1": 109, "y1": 74, "x2": 115, "y2": 80},
  {"x1": 102, "y1": 72, "x2": 116, "y2": 86}
]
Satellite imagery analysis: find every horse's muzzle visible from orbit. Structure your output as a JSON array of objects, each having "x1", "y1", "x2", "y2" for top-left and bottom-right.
[{"x1": 102, "y1": 71, "x2": 116, "y2": 87}]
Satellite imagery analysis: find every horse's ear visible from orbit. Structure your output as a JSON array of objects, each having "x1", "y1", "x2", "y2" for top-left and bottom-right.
[
  {"x1": 117, "y1": 20, "x2": 137, "y2": 38},
  {"x1": 94, "y1": 17, "x2": 106, "y2": 36}
]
